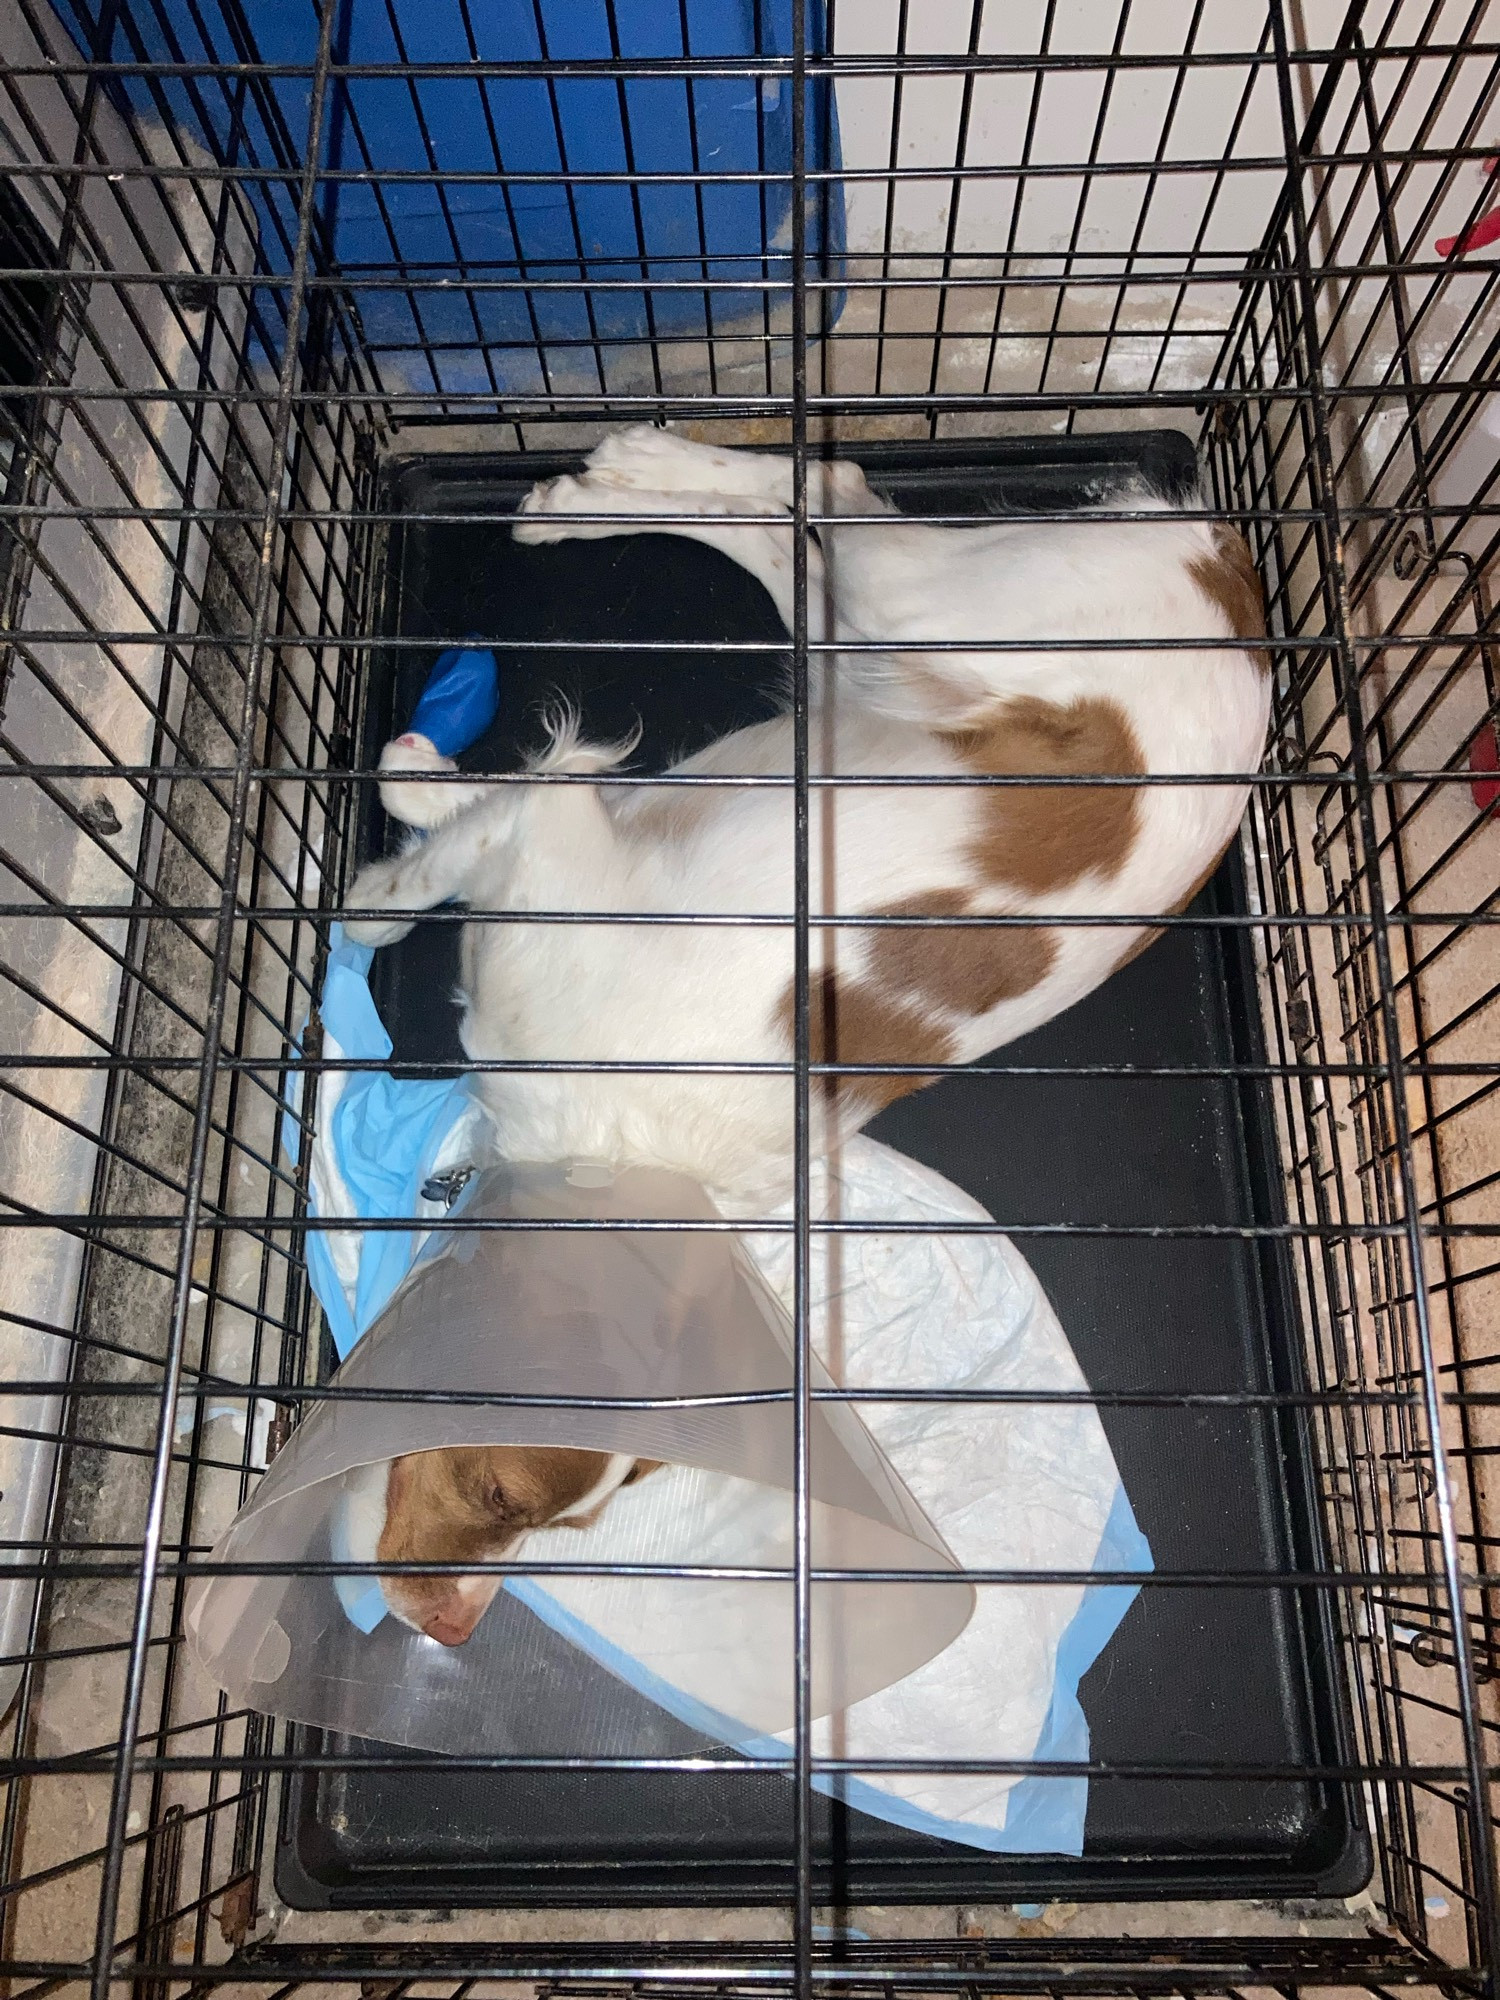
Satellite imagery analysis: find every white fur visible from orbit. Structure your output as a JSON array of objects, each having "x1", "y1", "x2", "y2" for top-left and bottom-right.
[
  {"x1": 338, "y1": 1458, "x2": 391, "y2": 1570},
  {"x1": 346, "y1": 427, "x2": 1270, "y2": 1211}
]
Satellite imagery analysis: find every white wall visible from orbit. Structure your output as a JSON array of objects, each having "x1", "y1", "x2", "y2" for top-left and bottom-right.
[{"x1": 821, "y1": 0, "x2": 1500, "y2": 427}]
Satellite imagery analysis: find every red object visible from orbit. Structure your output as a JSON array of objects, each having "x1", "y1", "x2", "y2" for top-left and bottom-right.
[
  {"x1": 1437, "y1": 156, "x2": 1500, "y2": 257},
  {"x1": 1436, "y1": 209, "x2": 1500, "y2": 257},
  {"x1": 1472, "y1": 721, "x2": 1500, "y2": 815}
]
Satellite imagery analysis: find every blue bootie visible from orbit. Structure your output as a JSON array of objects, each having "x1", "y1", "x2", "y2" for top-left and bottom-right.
[{"x1": 405, "y1": 644, "x2": 500, "y2": 758}]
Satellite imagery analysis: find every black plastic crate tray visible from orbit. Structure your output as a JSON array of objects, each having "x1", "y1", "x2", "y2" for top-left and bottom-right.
[{"x1": 277, "y1": 435, "x2": 1366, "y2": 1908}]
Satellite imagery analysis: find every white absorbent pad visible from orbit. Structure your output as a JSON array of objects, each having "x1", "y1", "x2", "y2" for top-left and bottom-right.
[
  {"x1": 510, "y1": 1138, "x2": 1152, "y2": 1854},
  {"x1": 269, "y1": 931, "x2": 1152, "y2": 1854}
]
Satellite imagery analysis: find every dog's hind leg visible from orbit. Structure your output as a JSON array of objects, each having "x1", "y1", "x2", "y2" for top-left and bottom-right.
[
  {"x1": 514, "y1": 479, "x2": 830, "y2": 643},
  {"x1": 583, "y1": 426, "x2": 891, "y2": 523}
]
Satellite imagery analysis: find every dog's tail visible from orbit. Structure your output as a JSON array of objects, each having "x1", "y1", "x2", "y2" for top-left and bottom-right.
[{"x1": 529, "y1": 699, "x2": 643, "y2": 776}]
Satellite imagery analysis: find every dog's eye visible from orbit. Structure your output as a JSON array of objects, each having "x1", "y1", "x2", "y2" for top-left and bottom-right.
[{"x1": 488, "y1": 1484, "x2": 507, "y2": 1513}]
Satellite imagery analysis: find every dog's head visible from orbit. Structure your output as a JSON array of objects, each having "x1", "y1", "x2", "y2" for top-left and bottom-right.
[{"x1": 366, "y1": 1445, "x2": 658, "y2": 1645}]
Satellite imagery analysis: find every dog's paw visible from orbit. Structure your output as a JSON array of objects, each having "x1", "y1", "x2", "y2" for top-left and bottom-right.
[
  {"x1": 342, "y1": 858, "x2": 416, "y2": 950},
  {"x1": 341, "y1": 913, "x2": 414, "y2": 950},
  {"x1": 584, "y1": 424, "x2": 692, "y2": 488},
  {"x1": 378, "y1": 732, "x2": 458, "y2": 830},
  {"x1": 341, "y1": 913, "x2": 415, "y2": 950},
  {"x1": 511, "y1": 473, "x2": 595, "y2": 544},
  {"x1": 585, "y1": 424, "x2": 746, "y2": 494}
]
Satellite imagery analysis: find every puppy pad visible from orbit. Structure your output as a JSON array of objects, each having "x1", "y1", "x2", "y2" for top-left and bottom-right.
[{"x1": 196, "y1": 932, "x2": 1149, "y2": 1854}]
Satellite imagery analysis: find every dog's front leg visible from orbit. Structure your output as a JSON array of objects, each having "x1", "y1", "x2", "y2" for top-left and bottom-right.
[
  {"x1": 343, "y1": 794, "x2": 520, "y2": 949},
  {"x1": 376, "y1": 733, "x2": 493, "y2": 830},
  {"x1": 344, "y1": 725, "x2": 633, "y2": 951}
]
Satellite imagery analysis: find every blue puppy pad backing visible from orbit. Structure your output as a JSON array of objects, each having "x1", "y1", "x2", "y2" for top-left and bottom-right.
[{"x1": 288, "y1": 927, "x2": 483, "y2": 1361}]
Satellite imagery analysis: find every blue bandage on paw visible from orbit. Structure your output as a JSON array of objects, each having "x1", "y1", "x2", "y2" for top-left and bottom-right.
[{"x1": 407, "y1": 645, "x2": 500, "y2": 759}]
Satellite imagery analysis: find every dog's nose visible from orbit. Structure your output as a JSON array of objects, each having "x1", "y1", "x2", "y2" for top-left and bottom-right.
[
  {"x1": 426, "y1": 1608, "x2": 478, "y2": 1640},
  {"x1": 423, "y1": 1607, "x2": 480, "y2": 1647}
]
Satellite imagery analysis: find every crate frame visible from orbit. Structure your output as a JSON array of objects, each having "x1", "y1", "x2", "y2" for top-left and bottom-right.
[{"x1": 0, "y1": 0, "x2": 1496, "y2": 1995}]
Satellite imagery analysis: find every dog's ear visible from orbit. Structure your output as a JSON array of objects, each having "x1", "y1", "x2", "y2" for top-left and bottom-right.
[{"x1": 622, "y1": 1458, "x2": 664, "y2": 1485}]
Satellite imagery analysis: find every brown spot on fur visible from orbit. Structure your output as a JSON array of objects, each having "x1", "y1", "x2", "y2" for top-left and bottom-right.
[
  {"x1": 867, "y1": 889, "x2": 1057, "y2": 1016},
  {"x1": 773, "y1": 889, "x2": 1059, "y2": 1121},
  {"x1": 777, "y1": 970, "x2": 956, "y2": 1116},
  {"x1": 942, "y1": 695, "x2": 1146, "y2": 897},
  {"x1": 1188, "y1": 526, "x2": 1266, "y2": 661}
]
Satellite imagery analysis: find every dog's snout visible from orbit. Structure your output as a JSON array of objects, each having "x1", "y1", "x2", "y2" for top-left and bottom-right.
[{"x1": 421, "y1": 1594, "x2": 486, "y2": 1647}]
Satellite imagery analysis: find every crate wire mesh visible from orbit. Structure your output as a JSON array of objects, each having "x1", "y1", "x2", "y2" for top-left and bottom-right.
[{"x1": 0, "y1": 0, "x2": 1497, "y2": 1992}]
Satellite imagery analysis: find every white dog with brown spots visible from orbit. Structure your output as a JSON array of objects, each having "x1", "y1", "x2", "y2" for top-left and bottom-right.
[{"x1": 341, "y1": 425, "x2": 1270, "y2": 1644}]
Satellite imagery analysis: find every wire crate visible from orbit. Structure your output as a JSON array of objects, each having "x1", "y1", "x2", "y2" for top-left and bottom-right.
[{"x1": 0, "y1": 0, "x2": 1496, "y2": 1994}]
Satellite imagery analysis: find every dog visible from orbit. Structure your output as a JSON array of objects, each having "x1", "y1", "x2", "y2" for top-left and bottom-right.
[
  {"x1": 340, "y1": 425, "x2": 1269, "y2": 1644},
  {"x1": 341, "y1": 1448, "x2": 658, "y2": 1645}
]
